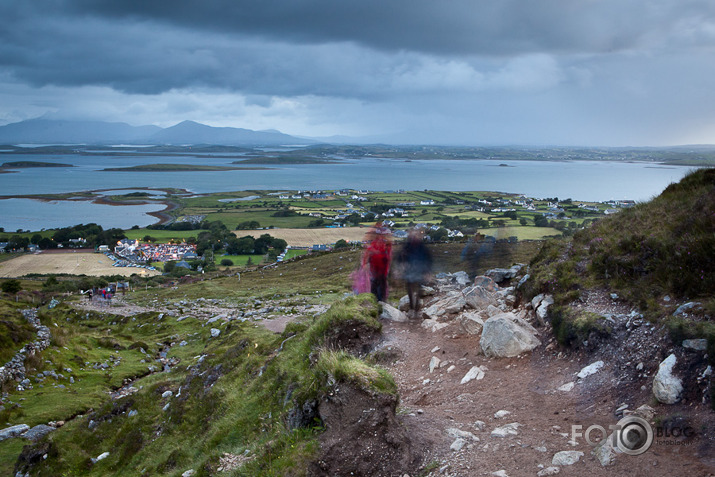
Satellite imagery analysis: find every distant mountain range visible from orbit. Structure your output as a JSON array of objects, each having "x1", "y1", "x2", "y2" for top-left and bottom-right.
[{"x1": 0, "y1": 119, "x2": 316, "y2": 146}]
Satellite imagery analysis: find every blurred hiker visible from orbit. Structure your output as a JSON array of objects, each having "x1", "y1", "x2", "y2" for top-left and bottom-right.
[
  {"x1": 398, "y1": 228, "x2": 432, "y2": 317},
  {"x1": 361, "y1": 222, "x2": 393, "y2": 302},
  {"x1": 461, "y1": 232, "x2": 494, "y2": 277}
]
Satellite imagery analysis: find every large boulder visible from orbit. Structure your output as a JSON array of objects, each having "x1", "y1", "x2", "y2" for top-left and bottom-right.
[
  {"x1": 422, "y1": 291, "x2": 466, "y2": 319},
  {"x1": 484, "y1": 265, "x2": 522, "y2": 284},
  {"x1": 653, "y1": 354, "x2": 683, "y2": 404},
  {"x1": 457, "y1": 311, "x2": 485, "y2": 335},
  {"x1": 473, "y1": 276, "x2": 498, "y2": 292},
  {"x1": 480, "y1": 313, "x2": 541, "y2": 358},
  {"x1": 463, "y1": 285, "x2": 498, "y2": 310}
]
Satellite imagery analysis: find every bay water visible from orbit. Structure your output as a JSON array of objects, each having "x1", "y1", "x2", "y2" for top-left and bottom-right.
[{"x1": 0, "y1": 152, "x2": 697, "y2": 231}]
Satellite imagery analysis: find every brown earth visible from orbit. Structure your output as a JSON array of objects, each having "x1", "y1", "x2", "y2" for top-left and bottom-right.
[
  {"x1": 0, "y1": 251, "x2": 160, "y2": 277},
  {"x1": 372, "y1": 294, "x2": 715, "y2": 477}
]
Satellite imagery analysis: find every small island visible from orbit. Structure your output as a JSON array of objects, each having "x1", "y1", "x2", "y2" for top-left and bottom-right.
[
  {"x1": 233, "y1": 155, "x2": 339, "y2": 165},
  {"x1": 102, "y1": 163, "x2": 269, "y2": 172},
  {"x1": 1, "y1": 161, "x2": 73, "y2": 168}
]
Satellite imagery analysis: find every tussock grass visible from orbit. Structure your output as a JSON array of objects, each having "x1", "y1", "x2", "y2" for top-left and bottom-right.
[
  {"x1": 524, "y1": 168, "x2": 715, "y2": 348},
  {"x1": 11, "y1": 291, "x2": 388, "y2": 476}
]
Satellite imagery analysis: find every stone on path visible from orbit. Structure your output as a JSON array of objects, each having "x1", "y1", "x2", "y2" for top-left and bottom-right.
[
  {"x1": 490, "y1": 422, "x2": 520, "y2": 438},
  {"x1": 423, "y1": 291, "x2": 466, "y2": 319},
  {"x1": 557, "y1": 382, "x2": 575, "y2": 392},
  {"x1": 450, "y1": 438, "x2": 466, "y2": 451},
  {"x1": 551, "y1": 450, "x2": 584, "y2": 466},
  {"x1": 494, "y1": 410, "x2": 511, "y2": 419},
  {"x1": 380, "y1": 303, "x2": 409, "y2": 322},
  {"x1": 593, "y1": 434, "x2": 620, "y2": 466},
  {"x1": 457, "y1": 311, "x2": 485, "y2": 335},
  {"x1": 480, "y1": 313, "x2": 541, "y2": 358},
  {"x1": 460, "y1": 366, "x2": 485, "y2": 384},
  {"x1": 577, "y1": 360, "x2": 604, "y2": 379},
  {"x1": 463, "y1": 285, "x2": 498, "y2": 310},
  {"x1": 421, "y1": 319, "x2": 450, "y2": 333},
  {"x1": 653, "y1": 353, "x2": 683, "y2": 404},
  {"x1": 537, "y1": 467, "x2": 561, "y2": 476},
  {"x1": 473, "y1": 275, "x2": 498, "y2": 292},
  {"x1": 490, "y1": 470, "x2": 509, "y2": 477},
  {"x1": 429, "y1": 356, "x2": 440, "y2": 373},
  {"x1": 447, "y1": 427, "x2": 479, "y2": 441}
]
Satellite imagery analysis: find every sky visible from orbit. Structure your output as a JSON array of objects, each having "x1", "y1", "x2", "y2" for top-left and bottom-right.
[{"x1": 1, "y1": 1, "x2": 715, "y2": 146}]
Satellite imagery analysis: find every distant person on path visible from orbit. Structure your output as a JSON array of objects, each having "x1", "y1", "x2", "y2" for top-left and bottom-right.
[
  {"x1": 361, "y1": 222, "x2": 393, "y2": 302},
  {"x1": 397, "y1": 228, "x2": 432, "y2": 318}
]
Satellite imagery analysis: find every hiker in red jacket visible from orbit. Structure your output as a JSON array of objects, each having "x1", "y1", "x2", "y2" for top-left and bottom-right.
[{"x1": 362, "y1": 222, "x2": 393, "y2": 302}]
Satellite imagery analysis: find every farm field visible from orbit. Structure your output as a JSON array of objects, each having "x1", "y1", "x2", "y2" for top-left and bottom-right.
[
  {"x1": 236, "y1": 227, "x2": 370, "y2": 247},
  {"x1": 0, "y1": 252, "x2": 160, "y2": 278}
]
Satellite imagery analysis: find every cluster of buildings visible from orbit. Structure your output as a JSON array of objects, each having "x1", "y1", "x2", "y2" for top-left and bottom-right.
[{"x1": 114, "y1": 239, "x2": 198, "y2": 263}]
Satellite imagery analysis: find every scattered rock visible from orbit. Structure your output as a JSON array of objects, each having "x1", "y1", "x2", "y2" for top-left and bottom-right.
[
  {"x1": 537, "y1": 467, "x2": 561, "y2": 476},
  {"x1": 421, "y1": 319, "x2": 450, "y2": 333},
  {"x1": 490, "y1": 422, "x2": 520, "y2": 438},
  {"x1": 593, "y1": 434, "x2": 619, "y2": 466},
  {"x1": 21, "y1": 424, "x2": 55, "y2": 442},
  {"x1": 429, "y1": 356, "x2": 440, "y2": 373},
  {"x1": 551, "y1": 450, "x2": 584, "y2": 466},
  {"x1": 91, "y1": 452, "x2": 110, "y2": 464},
  {"x1": 460, "y1": 366, "x2": 485, "y2": 384},
  {"x1": 210, "y1": 328, "x2": 221, "y2": 338},
  {"x1": 682, "y1": 339, "x2": 707, "y2": 351},
  {"x1": 450, "y1": 438, "x2": 466, "y2": 451},
  {"x1": 490, "y1": 471, "x2": 509, "y2": 477},
  {"x1": 653, "y1": 354, "x2": 683, "y2": 404},
  {"x1": 473, "y1": 276, "x2": 498, "y2": 292},
  {"x1": 423, "y1": 291, "x2": 466, "y2": 318},
  {"x1": 577, "y1": 360, "x2": 604, "y2": 379},
  {"x1": 380, "y1": 303, "x2": 409, "y2": 322},
  {"x1": 463, "y1": 285, "x2": 498, "y2": 310},
  {"x1": 494, "y1": 410, "x2": 511, "y2": 419},
  {"x1": 161, "y1": 390, "x2": 173, "y2": 399},
  {"x1": 557, "y1": 382, "x2": 575, "y2": 393},
  {"x1": 447, "y1": 427, "x2": 479, "y2": 441},
  {"x1": 673, "y1": 302, "x2": 702, "y2": 316},
  {"x1": 0, "y1": 424, "x2": 30, "y2": 442},
  {"x1": 484, "y1": 265, "x2": 522, "y2": 283},
  {"x1": 457, "y1": 311, "x2": 485, "y2": 335},
  {"x1": 480, "y1": 313, "x2": 541, "y2": 358},
  {"x1": 181, "y1": 470, "x2": 196, "y2": 477}
]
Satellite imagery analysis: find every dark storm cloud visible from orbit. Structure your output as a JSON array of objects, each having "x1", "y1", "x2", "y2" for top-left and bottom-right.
[
  {"x1": 67, "y1": 0, "x2": 715, "y2": 55},
  {"x1": 2, "y1": 1, "x2": 715, "y2": 145},
  {"x1": 3, "y1": 1, "x2": 715, "y2": 95}
]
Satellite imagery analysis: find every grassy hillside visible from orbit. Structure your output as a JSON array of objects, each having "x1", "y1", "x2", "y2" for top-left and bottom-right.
[{"x1": 522, "y1": 167, "x2": 714, "y2": 352}]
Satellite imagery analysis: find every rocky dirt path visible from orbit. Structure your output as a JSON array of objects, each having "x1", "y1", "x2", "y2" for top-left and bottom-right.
[{"x1": 379, "y1": 288, "x2": 714, "y2": 477}]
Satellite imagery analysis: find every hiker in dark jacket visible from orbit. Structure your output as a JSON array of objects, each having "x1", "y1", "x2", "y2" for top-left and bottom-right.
[{"x1": 398, "y1": 228, "x2": 432, "y2": 317}]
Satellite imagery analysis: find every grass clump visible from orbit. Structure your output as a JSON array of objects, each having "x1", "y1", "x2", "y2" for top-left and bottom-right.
[
  {"x1": 315, "y1": 350, "x2": 397, "y2": 396},
  {"x1": 550, "y1": 307, "x2": 612, "y2": 347}
]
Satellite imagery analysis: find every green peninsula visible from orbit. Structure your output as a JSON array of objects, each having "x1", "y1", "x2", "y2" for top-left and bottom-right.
[{"x1": 1, "y1": 161, "x2": 73, "y2": 168}]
